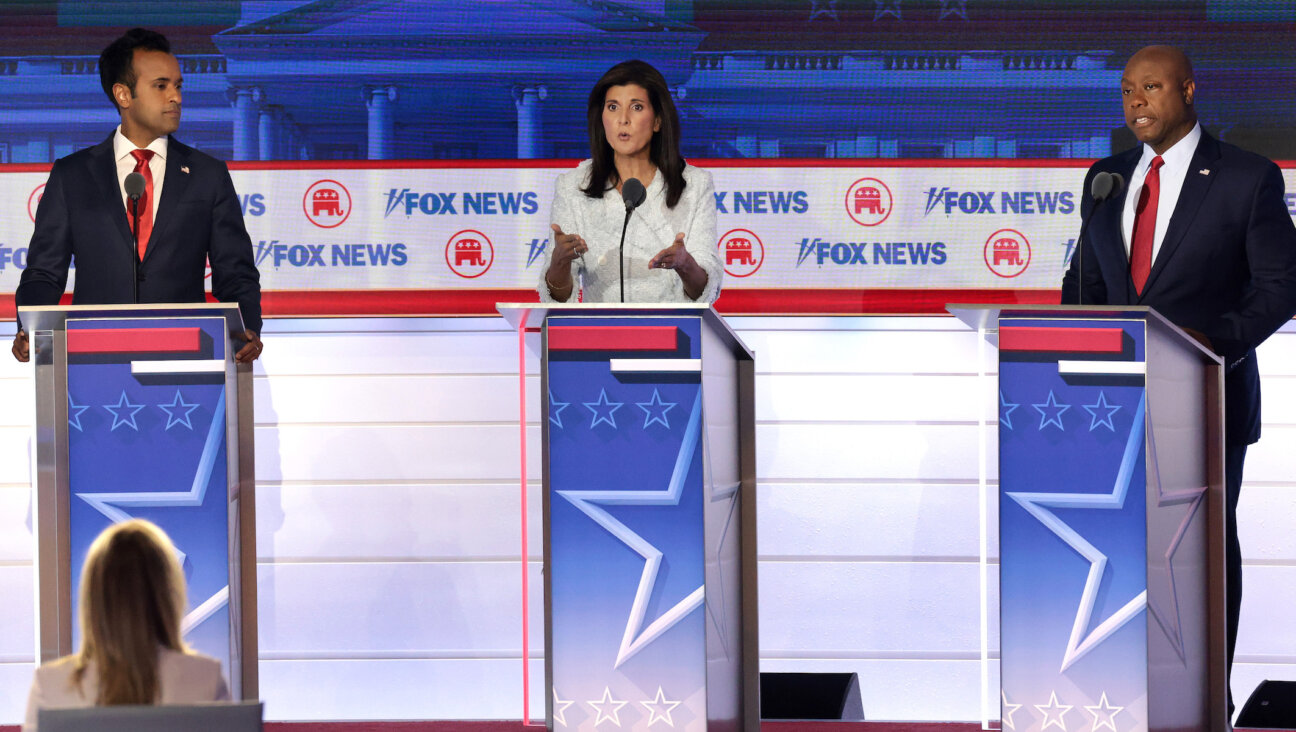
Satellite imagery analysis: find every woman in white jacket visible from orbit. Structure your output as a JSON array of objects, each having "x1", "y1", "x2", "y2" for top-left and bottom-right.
[
  {"x1": 540, "y1": 60, "x2": 722, "y2": 304},
  {"x1": 24, "y1": 519, "x2": 230, "y2": 730}
]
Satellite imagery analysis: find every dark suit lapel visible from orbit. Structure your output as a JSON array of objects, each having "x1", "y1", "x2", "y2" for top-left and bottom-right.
[
  {"x1": 89, "y1": 136, "x2": 136, "y2": 256},
  {"x1": 1089, "y1": 151, "x2": 1140, "y2": 305},
  {"x1": 1139, "y1": 133, "x2": 1222, "y2": 300},
  {"x1": 145, "y1": 137, "x2": 191, "y2": 264}
]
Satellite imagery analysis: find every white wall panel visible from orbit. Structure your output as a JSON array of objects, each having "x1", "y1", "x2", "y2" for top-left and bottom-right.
[
  {"x1": 756, "y1": 373, "x2": 989, "y2": 423},
  {"x1": 0, "y1": 663, "x2": 35, "y2": 727},
  {"x1": 0, "y1": 487, "x2": 32, "y2": 562},
  {"x1": 258, "y1": 483, "x2": 542, "y2": 561},
  {"x1": 0, "y1": 428, "x2": 32, "y2": 487},
  {"x1": 1239, "y1": 486, "x2": 1296, "y2": 562},
  {"x1": 1236, "y1": 565, "x2": 1296, "y2": 659},
  {"x1": 1235, "y1": 425, "x2": 1296, "y2": 484},
  {"x1": 257, "y1": 562, "x2": 542, "y2": 656},
  {"x1": 255, "y1": 374, "x2": 540, "y2": 425},
  {"x1": 0, "y1": 566, "x2": 34, "y2": 660},
  {"x1": 757, "y1": 423, "x2": 994, "y2": 482}
]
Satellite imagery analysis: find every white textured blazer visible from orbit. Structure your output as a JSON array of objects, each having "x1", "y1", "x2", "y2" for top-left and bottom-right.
[
  {"x1": 541, "y1": 160, "x2": 722, "y2": 303},
  {"x1": 24, "y1": 649, "x2": 231, "y2": 731}
]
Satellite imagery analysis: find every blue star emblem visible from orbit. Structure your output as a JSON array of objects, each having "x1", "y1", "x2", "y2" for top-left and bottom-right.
[
  {"x1": 584, "y1": 389, "x2": 623, "y2": 429},
  {"x1": 158, "y1": 390, "x2": 201, "y2": 430},
  {"x1": 557, "y1": 392, "x2": 705, "y2": 667},
  {"x1": 1033, "y1": 390, "x2": 1070, "y2": 431},
  {"x1": 636, "y1": 389, "x2": 676, "y2": 429},
  {"x1": 548, "y1": 390, "x2": 570, "y2": 429},
  {"x1": 1000, "y1": 390, "x2": 1019, "y2": 430},
  {"x1": 1006, "y1": 394, "x2": 1149, "y2": 671},
  {"x1": 68, "y1": 394, "x2": 90, "y2": 431},
  {"x1": 1082, "y1": 391, "x2": 1121, "y2": 432},
  {"x1": 103, "y1": 391, "x2": 145, "y2": 431}
]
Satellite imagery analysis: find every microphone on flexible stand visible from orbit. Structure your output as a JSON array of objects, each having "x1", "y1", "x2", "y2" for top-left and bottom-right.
[
  {"x1": 124, "y1": 172, "x2": 146, "y2": 304},
  {"x1": 1072, "y1": 171, "x2": 1125, "y2": 306},
  {"x1": 618, "y1": 177, "x2": 647, "y2": 303}
]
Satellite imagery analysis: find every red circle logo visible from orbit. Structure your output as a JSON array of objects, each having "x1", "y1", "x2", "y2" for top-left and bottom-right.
[
  {"x1": 844, "y1": 177, "x2": 892, "y2": 227},
  {"x1": 446, "y1": 229, "x2": 494, "y2": 278},
  {"x1": 28, "y1": 184, "x2": 45, "y2": 222},
  {"x1": 984, "y1": 229, "x2": 1032, "y2": 278},
  {"x1": 303, "y1": 180, "x2": 351, "y2": 228},
  {"x1": 718, "y1": 228, "x2": 764, "y2": 278}
]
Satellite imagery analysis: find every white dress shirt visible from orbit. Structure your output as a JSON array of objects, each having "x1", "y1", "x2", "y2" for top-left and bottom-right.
[
  {"x1": 113, "y1": 126, "x2": 168, "y2": 220},
  {"x1": 1121, "y1": 122, "x2": 1202, "y2": 264},
  {"x1": 541, "y1": 160, "x2": 722, "y2": 303}
]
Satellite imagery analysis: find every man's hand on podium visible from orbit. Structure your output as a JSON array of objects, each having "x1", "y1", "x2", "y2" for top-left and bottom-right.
[
  {"x1": 234, "y1": 330, "x2": 263, "y2": 364},
  {"x1": 11, "y1": 330, "x2": 29, "y2": 363},
  {"x1": 1183, "y1": 327, "x2": 1215, "y2": 352}
]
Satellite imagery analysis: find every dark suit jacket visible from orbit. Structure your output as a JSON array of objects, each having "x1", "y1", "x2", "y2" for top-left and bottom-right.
[
  {"x1": 16, "y1": 133, "x2": 262, "y2": 333},
  {"x1": 1062, "y1": 131, "x2": 1296, "y2": 445}
]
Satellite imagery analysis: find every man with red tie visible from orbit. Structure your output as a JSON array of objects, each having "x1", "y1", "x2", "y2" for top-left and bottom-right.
[
  {"x1": 1062, "y1": 45, "x2": 1296, "y2": 713},
  {"x1": 11, "y1": 28, "x2": 262, "y2": 363}
]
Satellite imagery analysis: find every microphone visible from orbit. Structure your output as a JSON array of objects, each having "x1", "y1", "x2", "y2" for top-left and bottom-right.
[
  {"x1": 618, "y1": 177, "x2": 646, "y2": 303},
  {"x1": 124, "y1": 172, "x2": 147, "y2": 304},
  {"x1": 1072, "y1": 171, "x2": 1126, "y2": 306}
]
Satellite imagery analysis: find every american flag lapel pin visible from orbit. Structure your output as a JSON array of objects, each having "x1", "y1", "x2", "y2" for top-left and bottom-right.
[
  {"x1": 1199, "y1": 168, "x2": 1210, "y2": 176},
  {"x1": 181, "y1": 165, "x2": 190, "y2": 174}
]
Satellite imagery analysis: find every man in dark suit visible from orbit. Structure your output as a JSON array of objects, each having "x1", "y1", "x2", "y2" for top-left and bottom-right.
[
  {"x1": 11, "y1": 28, "x2": 262, "y2": 363},
  {"x1": 1062, "y1": 45, "x2": 1296, "y2": 712}
]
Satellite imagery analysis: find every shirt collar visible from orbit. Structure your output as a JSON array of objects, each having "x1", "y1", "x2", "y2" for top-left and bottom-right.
[
  {"x1": 1138, "y1": 121, "x2": 1200, "y2": 172},
  {"x1": 113, "y1": 125, "x2": 169, "y2": 163}
]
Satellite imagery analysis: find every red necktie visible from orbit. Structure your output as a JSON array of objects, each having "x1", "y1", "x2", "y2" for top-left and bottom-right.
[
  {"x1": 1129, "y1": 155, "x2": 1163, "y2": 295},
  {"x1": 129, "y1": 149, "x2": 155, "y2": 259}
]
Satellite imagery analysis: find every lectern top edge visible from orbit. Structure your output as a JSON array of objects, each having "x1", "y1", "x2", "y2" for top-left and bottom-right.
[
  {"x1": 946, "y1": 303, "x2": 1222, "y2": 365},
  {"x1": 495, "y1": 302, "x2": 753, "y2": 361},
  {"x1": 18, "y1": 303, "x2": 246, "y2": 336}
]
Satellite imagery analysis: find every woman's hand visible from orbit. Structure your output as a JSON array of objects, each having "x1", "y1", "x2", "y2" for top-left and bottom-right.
[
  {"x1": 546, "y1": 223, "x2": 586, "y2": 301},
  {"x1": 649, "y1": 233, "x2": 708, "y2": 301}
]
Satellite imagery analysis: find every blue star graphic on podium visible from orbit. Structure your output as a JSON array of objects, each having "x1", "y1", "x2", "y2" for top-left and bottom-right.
[
  {"x1": 159, "y1": 390, "x2": 201, "y2": 430},
  {"x1": 548, "y1": 389, "x2": 570, "y2": 429},
  {"x1": 103, "y1": 391, "x2": 145, "y2": 431},
  {"x1": 584, "y1": 388, "x2": 623, "y2": 429},
  {"x1": 67, "y1": 394, "x2": 90, "y2": 431},
  {"x1": 1006, "y1": 394, "x2": 1149, "y2": 672},
  {"x1": 1000, "y1": 390, "x2": 1019, "y2": 429},
  {"x1": 636, "y1": 389, "x2": 676, "y2": 429},
  {"x1": 556, "y1": 392, "x2": 706, "y2": 668},
  {"x1": 1082, "y1": 391, "x2": 1121, "y2": 432},
  {"x1": 1032, "y1": 390, "x2": 1070, "y2": 430}
]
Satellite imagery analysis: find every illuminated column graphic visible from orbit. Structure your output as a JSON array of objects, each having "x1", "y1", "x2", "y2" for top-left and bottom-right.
[
  {"x1": 365, "y1": 85, "x2": 399, "y2": 160},
  {"x1": 228, "y1": 86, "x2": 262, "y2": 162},
  {"x1": 258, "y1": 105, "x2": 281, "y2": 161},
  {"x1": 513, "y1": 85, "x2": 548, "y2": 159}
]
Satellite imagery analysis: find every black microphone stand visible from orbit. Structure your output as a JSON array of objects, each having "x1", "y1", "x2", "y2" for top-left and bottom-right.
[
  {"x1": 129, "y1": 195, "x2": 141, "y2": 304},
  {"x1": 618, "y1": 207, "x2": 632, "y2": 303}
]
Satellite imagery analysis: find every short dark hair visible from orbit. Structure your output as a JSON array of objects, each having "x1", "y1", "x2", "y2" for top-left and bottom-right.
[
  {"x1": 99, "y1": 28, "x2": 171, "y2": 109},
  {"x1": 582, "y1": 60, "x2": 687, "y2": 208}
]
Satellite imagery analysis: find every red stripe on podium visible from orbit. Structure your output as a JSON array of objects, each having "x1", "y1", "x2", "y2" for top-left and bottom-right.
[
  {"x1": 999, "y1": 326, "x2": 1126, "y2": 353},
  {"x1": 547, "y1": 326, "x2": 678, "y2": 351},
  {"x1": 67, "y1": 328, "x2": 202, "y2": 354}
]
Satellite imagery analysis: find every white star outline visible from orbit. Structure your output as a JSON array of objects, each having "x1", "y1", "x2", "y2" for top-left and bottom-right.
[
  {"x1": 103, "y1": 390, "x2": 145, "y2": 431},
  {"x1": 556, "y1": 391, "x2": 706, "y2": 668},
  {"x1": 641, "y1": 686, "x2": 682, "y2": 727},
  {"x1": 1081, "y1": 391, "x2": 1121, "y2": 432},
  {"x1": 1000, "y1": 390, "x2": 1020, "y2": 429},
  {"x1": 874, "y1": 0, "x2": 901, "y2": 20},
  {"x1": 939, "y1": 0, "x2": 968, "y2": 20},
  {"x1": 1033, "y1": 390, "x2": 1071, "y2": 430},
  {"x1": 552, "y1": 687, "x2": 575, "y2": 727},
  {"x1": 1083, "y1": 691, "x2": 1124, "y2": 732},
  {"x1": 1006, "y1": 393, "x2": 1148, "y2": 672},
  {"x1": 1001, "y1": 689, "x2": 1024, "y2": 730},
  {"x1": 1035, "y1": 690, "x2": 1073, "y2": 730},
  {"x1": 808, "y1": 0, "x2": 839, "y2": 21},
  {"x1": 158, "y1": 389, "x2": 201, "y2": 430},
  {"x1": 76, "y1": 388, "x2": 231, "y2": 635},
  {"x1": 587, "y1": 687, "x2": 629, "y2": 727},
  {"x1": 1145, "y1": 411, "x2": 1207, "y2": 664},
  {"x1": 584, "y1": 388, "x2": 623, "y2": 429},
  {"x1": 68, "y1": 394, "x2": 90, "y2": 431},
  {"x1": 549, "y1": 389, "x2": 570, "y2": 429},
  {"x1": 636, "y1": 388, "x2": 676, "y2": 429}
]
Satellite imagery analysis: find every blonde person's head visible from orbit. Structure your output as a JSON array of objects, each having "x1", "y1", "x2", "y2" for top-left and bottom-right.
[{"x1": 73, "y1": 519, "x2": 189, "y2": 705}]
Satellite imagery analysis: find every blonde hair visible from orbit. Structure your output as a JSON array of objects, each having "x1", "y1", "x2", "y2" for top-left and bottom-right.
[{"x1": 72, "y1": 519, "x2": 189, "y2": 705}]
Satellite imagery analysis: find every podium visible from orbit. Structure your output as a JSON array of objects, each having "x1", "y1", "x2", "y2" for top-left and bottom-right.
[
  {"x1": 20, "y1": 303, "x2": 257, "y2": 699},
  {"x1": 951, "y1": 305, "x2": 1228, "y2": 732},
  {"x1": 499, "y1": 303, "x2": 759, "y2": 732}
]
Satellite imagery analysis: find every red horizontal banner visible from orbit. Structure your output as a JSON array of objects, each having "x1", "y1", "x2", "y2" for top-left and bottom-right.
[
  {"x1": 67, "y1": 327, "x2": 202, "y2": 354},
  {"x1": 999, "y1": 326, "x2": 1127, "y2": 353},
  {"x1": 1, "y1": 289, "x2": 1063, "y2": 321},
  {"x1": 547, "y1": 326, "x2": 679, "y2": 352}
]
